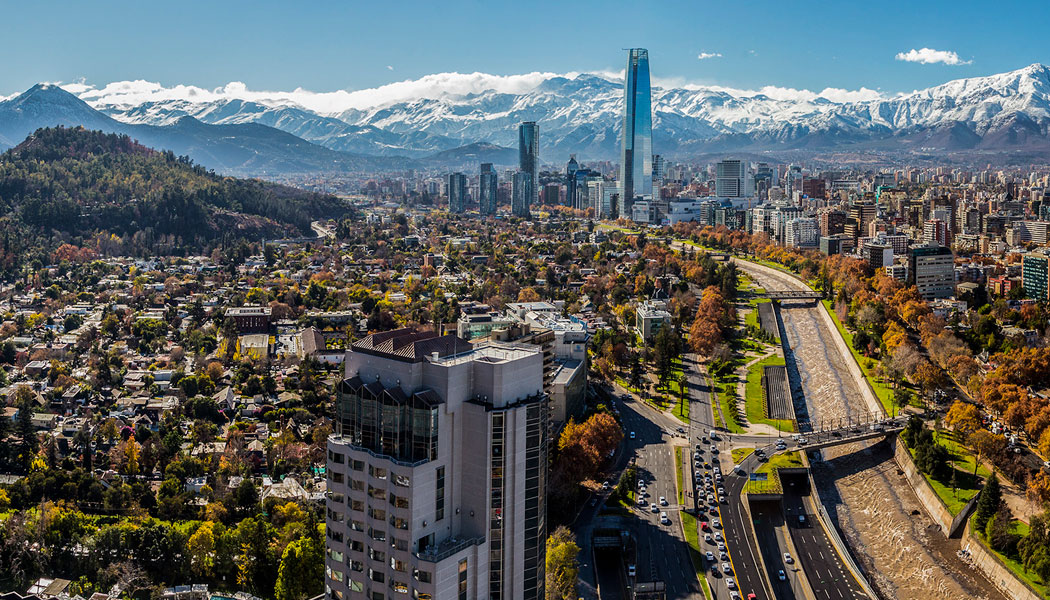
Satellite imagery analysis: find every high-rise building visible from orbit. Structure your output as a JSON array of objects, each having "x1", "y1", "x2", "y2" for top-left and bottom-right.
[
  {"x1": 620, "y1": 48, "x2": 653, "y2": 215},
  {"x1": 448, "y1": 172, "x2": 466, "y2": 214},
  {"x1": 565, "y1": 156, "x2": 579, "y2": 208},
  {"x1": 479, "y1": 163, "x2": 498, "y2": 216},
  {"x1": 1022, "y1": 253, "x2": 1050, "y2": 300},
  {"x1": 325, "y1": 328, "x2": 548, "y2": 600},
  {"x1": 784, "y1": 217, "x2": 819, "y2": 248},
  {"x1": 715, "y1": 159, "x2": 753, "y2": 198},
  {"x1": 519, "y1": 122, "x2": 539, "y2": 210},
  {"x1": 512, "y1": 172, "x2": 533, "y2": 219},
  {"x1": 909, "y1": 245, "x2": 955, "y2": 300},
  {"x1": 862, "y1": 241, "x2": 893, "y2": 271},
  {"x1": 542, "y1": 184, "x2": 561, "y2": 206}
]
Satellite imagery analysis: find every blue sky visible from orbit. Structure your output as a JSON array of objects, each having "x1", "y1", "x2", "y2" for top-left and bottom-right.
[{"x1": 1, "y1": 0, "x2": 1047, "y2": 97}]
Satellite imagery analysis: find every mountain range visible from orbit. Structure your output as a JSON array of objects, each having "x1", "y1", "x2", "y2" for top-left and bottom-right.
[{"x1": 6, "y1": 64, "x2": 1050, "y2": 174}]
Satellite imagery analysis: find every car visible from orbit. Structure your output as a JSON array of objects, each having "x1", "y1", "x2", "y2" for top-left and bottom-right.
[
  {"x1": 701, "y1": 436, "x2": 708, "y2": 444},
  {"x1": 720, "y1": 495, "x2": 727, "y2": 503},
  {"x1": 798, "y1": 514, "x2": 806, "y2": 525},
  {"x1": 713, "y1": 532, "x2": 723, "y2": 542},
  {"x1": 705, "y1": 533, "x2": 713, "y2": 543},
  {"x1": 710, "y1": 446, "x2": 719, "y2": 454},
  {"x1": 706, "y1": 551, "x2": 715, "y2": 562},
  {"x1": 694, "y1": 461, "x2": 702, "y2": 469},
  {"x1": 638, "y1": 479, "x2": 646, "y2": 488},
  {"x1": 726, "y1": 577, "x2": 736, "y2": 589},
  {"x1": 660, "y1": 512, "x2": 670, "y2": 525},
  {"x1": 676, "y1": 426, "x2": 685, "y2": 434},
  {"x1": 629, "y1": 431, "x2": 636, "y2": 439},
  {"x1": 722, "y1": 562, "x2": 732, "y2": 574},
  {"x1": 717, "y1": 542, "x2": 726, "y2": 552},
  {"x1": 602, "y1": 481, "x2": 610, "y2": 490},
  {"x1": 720, "y1": 551, "x2": 728, "y2": 561},
  {"x1": 717, "y1": 486, "x2": 725, "y2": 495},
  {"x1": 650, "y1": 503, "x2": 658, "y2": 513},
  {"x1": 659, "y1": 496, "x2": 668, "y2": 506},
  {"x1": 748, "y1": 594, "x2": 758, "y2": 600},
  {"x1": 783, "y1": 552, "x2": 793, "y2": 564},
  {"x1": 704, "y1": 462, "x2": 712, "y2": 470},
  {"x1": 693, "y1": 452, "x2": 701, "y2": 460},
  {"x1": 713, "y1": 519, "x2": 722, "y2": 528},
  {"x1": 638, "y1": 496, "x2": 647, "y2": 506},
  {"x1": 701, "y1": 522, "x2": 710, "y2": 531},
  {"x1": 716, "y1": 474, "x2": 724, "y2": 483},
  {"x1": 710, "y1": 506, "x2": 720, "y2": 515},
  {"x1": 777, "y1": 569, "x2": 787, "y2": 581},
  {"x1": 797, "y1": 437, "x2": 808, "y2": 445},
  {"x1": 730, "y1": 593, "x2": 741, "y2": 600},
  {"x1": 627, "y1": 564, "x2": 636, "y2": 577}
]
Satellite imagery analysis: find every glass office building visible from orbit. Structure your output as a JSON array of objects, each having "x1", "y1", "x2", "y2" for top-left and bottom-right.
[
  {"x1": 620, "y1": 48, "x2": 653, "y2": 215},
  {"x1": 518, "y1": 122, "x2": 539, "y2": 211}
]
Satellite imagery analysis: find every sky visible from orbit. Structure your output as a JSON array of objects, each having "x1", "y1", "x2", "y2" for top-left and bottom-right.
[{"x1": 2, "y1": 0, "x2": 1048, "y2": 101}]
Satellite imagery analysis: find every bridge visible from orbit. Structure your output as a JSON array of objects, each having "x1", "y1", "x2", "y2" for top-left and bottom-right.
[
  {"x1": 754, "y1": 290, "x2": 823, "y2": 300},
  {"x1": 764, "y1": 418, "x2": 908, "y2": 456}
]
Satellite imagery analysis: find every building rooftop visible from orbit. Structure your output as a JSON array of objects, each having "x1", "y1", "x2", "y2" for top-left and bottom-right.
[{"x1": 352, "y1": 327, "x2": 473, "y2": 362}]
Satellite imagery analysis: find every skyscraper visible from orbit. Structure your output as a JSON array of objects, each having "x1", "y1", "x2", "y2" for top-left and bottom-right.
[
  {"x1": 715, "y1": 159, "x2": 753, "y2": 198},
  {"x1": 324, "y1": 328, "x2": 549, "y2": 600},
  {"x1": 512, "y1": 171, "x2": 533, "y2": 219},
  {"x1": 479, "y1": 163, "x2": 498, "y2": 216},
  {"x1": 448, "y1": 172, "x2": 466, "y2": 214},
  {"x1": 620, "y1": 48, "x2": 653, "y2": 217},
  {"x1": 518, "y1": 122, "x2": 539, "y2": 210},
  {"x1": 565, "y1": 155, "x2": 579, "y2": 208}
]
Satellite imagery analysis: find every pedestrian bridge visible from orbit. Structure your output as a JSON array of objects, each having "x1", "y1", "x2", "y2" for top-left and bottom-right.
[
  {"x1": 768, "y1": 421, "x2": 907, "y2": 455},
  {"x1": 755, "y1": 290, "x2": 823, "y2": 300}
]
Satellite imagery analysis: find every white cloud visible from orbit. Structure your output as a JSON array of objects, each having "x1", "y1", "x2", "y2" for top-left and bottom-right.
[
  {"x1": 386, "y1": 65, "x2": 394, "y2": 71},
  {"x1": 697, "y1": 52, "x2": 722, "y2": 60},
  {"x1": 895, "y1": 47, "x2": 971, "y2": 66}
]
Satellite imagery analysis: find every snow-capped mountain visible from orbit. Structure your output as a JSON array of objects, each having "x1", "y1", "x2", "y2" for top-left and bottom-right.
[{"x1": 80, "y1": 63, "x2": 1050, "y2": 161}]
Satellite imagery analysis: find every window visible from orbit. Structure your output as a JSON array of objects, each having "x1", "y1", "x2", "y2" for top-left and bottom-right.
[
  {"x1": 392, "y1": 537, "x2": 408, "y2": 551},
  {"x1": 351, "y1": 460, "x2": 365, "y2": 471},
  {"x1": 350, "y1": 520, "x2": 364, "y2": 532},
  {"x1": 392, "y1": 581, "x2": 408, "y2": 594},
  {"x1": 350, "y1": 479, "x2": 365, "y2": 491},
  {"x1": 435, "y1": 466, "x2": 445, "y2": 522},
  {"x1": 350, "y1": 499, "x2": 365, "y2": 512},
  {"x1": 393, "y1": 474, "x2": 410, "y2": 487},
  {"x1": 327, "y1": 509, "x2": 344, "y2": 523},
  {"x1": 328, "y1": 530, "x2": 343, "y2": 543},
  {"x1": 328, "y1": 492, "x2": 345, "y2": 504},
  {"x1": 414, "y1": 569, "x2": 432, "y2": 584},
  {"x1": 389, "y1": 493, "x2": 409, "y2": 509},
  {"x1": 369, "y1": 569, "x2": 385, "y2": 583},
  {"x1": 349, "y1": 560, "x2": 364, "y2": 572},
  {"x1": 349, "y1": 540, "x2": 364, "y2": 553},
  {"x1": 369, "y1": 508, "x2": 386, "y2": 521},
  {"x1": 390, "y1": 516, "x2": 409, "y2": 530},
  {"x1": 369, "y1": 466, "x2": 388, "y2": 480},
  {"x1": 329, "y1": 451, "x2": 345, "y2": 464},
  {"x1": 390, "y1": 557, "x2": 407, "y2": 572},
  {"x1": 371, "y1": 592, "x2": 383, "y2": 600},
  {"x1": 368, "y1": 547, "x2": 385, "y2": 562},
  {"x1": 458, "y1": 559, "x2": 468, "y2": 600},
  {"x1": 332, "y1": 472, "x2": 345, "y2": 484},
  {"x1": 327, "y1": 566, "x2": 344, "y2": 582},
  {"x1": 349, "y1": 580, "x2": 363, "y2": 593},
  {"x1": 327, "y1": 549, "x2": 344, "y2": 562},
  {"x1": 368, "y1": 486, "x2": 387, "y2": 501},
  {"x1": 369, "y1": 528, "x2": 386, "y2": 542}
]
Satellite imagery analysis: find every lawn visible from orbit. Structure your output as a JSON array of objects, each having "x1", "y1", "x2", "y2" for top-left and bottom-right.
[
  {"x1": 680, "y1": 511, "x2": 714, "y2": 600},
  {"x1": 971, "y1": 514, "x2": 1049, "y2": 598},
  {"x1": 731, "y1": 447, "x2": 755, "y2": 463},
  {"x1": 744, "y1": 354, "x2": 796, "y2": 433},
  {"x1": 911, "y1": 430, "x2": 992, "y2": 515},
  {"x1": 675, "y1": 447, "x2": 686, "y2": 504},
  {"x1": 820, "y1": 300, "x2": 898, "y2": 416},
  {"x1": 744, "y1": 451, "x2": 803, "y2": 495},
  {"x1": 713, "y1": 378, "x2": 745, "y2": 434}
]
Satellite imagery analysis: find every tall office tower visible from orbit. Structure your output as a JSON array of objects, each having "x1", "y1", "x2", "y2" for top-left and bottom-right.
[
  {"x1": 715, "y1": 159, "x2": 753, "y2": 198},
  {"x1": 325, "y1": 328, "x2": 548, "y2": 600},
  {"x1": 565, "y1": 155, "x2": 579, "y2": 208},
  {"x1": 519, "y1": 122, "x2": 539, "y2": 209},
  {"x1": 512, "y1": 172, "x2": 533, "y2": 219},
  {"x1": 652, "y1": 154, "x2": 665, "y2": 198},
  {"x1": 479, "y1": 163, "x2": 498, "y2": 216},
  {"x1": 909, "y1": 245, "x2": 956, "y2": 300},
  {"x1": 620, "y1": 48, "x2": 653, "y2": 216},
  {"x1": 448, "y1": 172, "x2": 467, "y2": 214}
]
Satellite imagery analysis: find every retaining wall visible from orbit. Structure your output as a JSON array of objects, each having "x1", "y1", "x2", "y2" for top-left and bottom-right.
[{"x1": 963, "y1": 521, "x2": 1045, "y2": 600}]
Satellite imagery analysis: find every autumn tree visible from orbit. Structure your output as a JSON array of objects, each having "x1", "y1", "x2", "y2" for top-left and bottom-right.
[
  {"x1": 945, "y1": 401, "x2": 982, "y2": 439},
  {"x1": 545, "y1": 526, "x2": 580, "y2": 600}
]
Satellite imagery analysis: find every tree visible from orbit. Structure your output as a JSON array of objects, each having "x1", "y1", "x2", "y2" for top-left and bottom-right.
[
  {"x1": 14, "y1": 387, "x2": 38, "y2": 471},
  {"x1": 275, "y1": 534, "x2": 323, "y2": 600},
  {"x1": 944, "y1": 401, "x2": 982, "y2": 439},
  {"x1": 188, "y1": 521, "x2": 217, "y2": 578},
  {"x1": 974, "y1": 473, "x2": 1002, "y2": 532},
  {"x1": 545, "y1": 526, "x2": 580, "y2": 600}
]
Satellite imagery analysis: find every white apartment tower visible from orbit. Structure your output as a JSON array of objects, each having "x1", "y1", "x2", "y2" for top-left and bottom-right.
[{"x1": 325, "y1": 328, "x2": 548, "y2": 600}]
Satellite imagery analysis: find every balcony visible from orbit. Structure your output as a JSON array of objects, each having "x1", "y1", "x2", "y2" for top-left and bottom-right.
[{"x1": 414, "y1": 536, "x2": 484, "y2": 563}]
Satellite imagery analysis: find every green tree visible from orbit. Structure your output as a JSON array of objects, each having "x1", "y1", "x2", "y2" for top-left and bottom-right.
[
  {"x1": 14, "y1": 387, "x2": 39, "y2": 470},
  {"x1": 974, "y1": 473, "x2": 1002, "y2": 532},
  {"x1": 546, "y1": 526, "x2": 580, "y2": 600},
  {"x1": 275, "y1": 534, "x2": 324, "y2": 600}
]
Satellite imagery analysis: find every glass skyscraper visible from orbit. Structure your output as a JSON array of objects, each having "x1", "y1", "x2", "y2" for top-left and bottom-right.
[
  {"x1": 518, "y1": 121, "x2": 539, "y2": 213},
  {"x1": 479, "y1": 163, "x2": 498, "y2": 216},
  {"x1": 620, "y1": 48, "x2": 653, "y2": 214}
]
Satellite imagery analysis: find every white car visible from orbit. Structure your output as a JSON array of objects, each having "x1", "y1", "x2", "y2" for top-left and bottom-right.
[
  {"x1": 650, "y1": 503, "x2": 658, "y2": 513},
  {"x1": 784, "y1": 552, "x2": 794, "y2": 564},
  {"x1": 705, "y1": 534, "x2": 713, "y2": 543},
  {"x1": 713, "y1": 532, "x2": 723, "y2": 542},
  {"x1": 660, "y1": 512, "x2": 670, "y2": 525},
  {"x1": 706, "y1": 551, "x2": 715, "y2": 562},
  {"x1": 717, "y1": 542, "x2": 726, "y2": 552},
  {"x1": 659, "y1": 496, "x2": 668, "y2": 506},
  {"x1": 726, "y1": 577, "x2": 736, "y2": 590},
  {"x1": 637, "y1": 496, "x2": 647, "y2": 506},
  {"x1": 713, "y1": 519, "x2": 722, "y2": 528},
  {"x1": 722, "y1": 562, "x2": 732, "y2": 574}
]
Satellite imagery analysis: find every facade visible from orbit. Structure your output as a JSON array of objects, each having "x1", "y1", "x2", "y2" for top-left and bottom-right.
[
  {"x1": 565, "y1": 156, "x2": 579, "y2": 208},
  {"x1": 479, "y1": 164, "x2": 498, "y2": 216},
  {"x1": 862, "y1": 241, "x2": 893, "y2": 271},
  {"x1": 1022, "y1": 253, "x2": 1050, "y2": 301},
  {"x1": 636, "y1": 300, "x2": 672, "y2": 341},
  {"x1": 518, "y1": 122, "x2": 539, "y2": 210},
  {"x1": 909, "y1": 245, "x2": 956, "y2": 300},
  {"x1": 511, "y1": 172, "x2": 533, "y2": 219},
  {"x1": 784, "y1": 217, "x2": 818, "y2": 248},
  {"x1": 325, "y1": 328, "x2": 548, "y2": 600},
  {"x1": 448, "y1": 173, "x2": 466, "y2": 214},
  {"x1": 225, "y1": 306, "x2": 272, "y2": 334},
  {"x1": 715, "y1": 159, "x2": 753, "y2": 198},
  {"x1": 619, "y1": 48, "x2": 653, "y2": 213}
]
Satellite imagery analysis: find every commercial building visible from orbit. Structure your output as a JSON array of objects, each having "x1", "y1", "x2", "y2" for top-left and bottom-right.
[
  {"x1": 479, "y1": 164, "x2": 498, "y2": 216},
  {"x1": 518, "y1": 122, "x2": 539, "y2": 211},
  {"x1": 862, "y1": 241, "x2": 893, "y2": 271},
  {"x1": 909, "y1": 245, "x2": 956, "y2": 300},
  {"x1": 783, "y1": 217, "x2": 818, "y2": 248},
  {"x1": 512, "y1": 172, "x2": 533, "y2": 219},
  {"x1": 448, "y1": 173, "x2": 466, "y2": 214},
  {"x1": 619, "y1": 48, "x2": 653, "y2": 214},
  {"x1": 225, "y1": 306, "x2": 272, "y2": 334},
  {"x1": 1022, "y1": 253, "x2": 1050, "y2": 301},
  {"x1": 325, "y1": 328, "x2": 548, "y2": 600},
  {"x1": 715, "y1": 159, "x2": 754, "y2": 198},
  {"x1": 636, "y1": 300, "x2": 672, "y2": 341}
]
